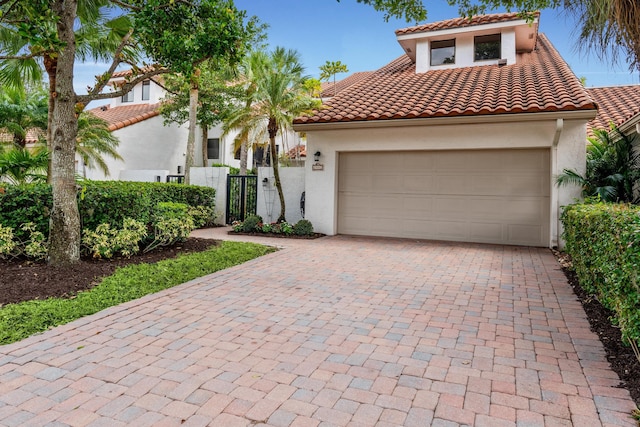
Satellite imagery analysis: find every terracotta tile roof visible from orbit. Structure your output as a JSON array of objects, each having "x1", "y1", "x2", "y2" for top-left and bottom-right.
[
  {"x1": 286, "y1": 144, "x2": 306, "y2": 159},
  {"x1": 395, "y1": 12, "x2": 538, "y2": 36},
  {"x1": 110, "y1": 66, "x2": 159, "y2": 79},
  {"x1": 0, "y1": 129, "x2": 43, "y2": 144},
  {"x1": 586, "y1": 85, "x2": 640, "y2": 136},
  {"x1": 88, "y1": 103, "x2": 161, "y2": 131},
  {"x1": 295, "y1": 34, "x2": 595, "y2": 126},
  {"x1": 321, "y1": 71, "x2": 374, "y2": 98}
]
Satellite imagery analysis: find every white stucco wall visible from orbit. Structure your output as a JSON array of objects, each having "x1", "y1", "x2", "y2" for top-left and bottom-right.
[
  {"x1": 190, "y1": 166, "x2": 229, "y2": 225},
  {"x1": 257, "y1": 167, "x2": 305, "y2": 224},
  {"x1": 118, "y1": 170, "x2": 170, "y2": 182},
  {"x1": 302, "y1": 116, "x2": 587, "y2": 247},
  {"x1": 415, "y1": 28, "x2": 516, "y2": 73}
]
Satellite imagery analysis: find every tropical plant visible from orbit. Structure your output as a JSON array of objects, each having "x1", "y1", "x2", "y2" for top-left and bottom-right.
[
  {"x1": 556, "y1": 124, "x2": 640, "y2": 203},
  {"x1": 76, "y1": 112, "x2": 122, "y2": 177},
  {"x1": 0, "y1": 147, "x2": 48, "y2": 184},
  {"x1": 319, "y1": 60, "x2": 349, "y2": 97},
  {"x1": 228, "y1": 48, "x2": 320, "y2": 222},
  {"x1": 0, "y1": 85, "x2": 47, "y2": 148}
]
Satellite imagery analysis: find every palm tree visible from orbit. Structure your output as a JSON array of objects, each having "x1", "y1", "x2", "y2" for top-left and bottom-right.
[
  {"x1": 0, "y1": 146, "x2": 48, "y2": 184},
  {"x1": 557, "y1": 124, "x2": 640, "y2": 203},
  {"x1": 250, "y1": 48, "x2": 320, "y2": 222},
  {"x1": 0, "y1": 85, "x2": 48, "y2": 148},
  {"x1": 76, "y1": 112, "x2": 122, "y2": 177}
]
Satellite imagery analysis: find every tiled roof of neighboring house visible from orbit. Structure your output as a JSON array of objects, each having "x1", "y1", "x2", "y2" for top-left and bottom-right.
[
  {"x1": 395, "y1": 12, "x2": 538, "y2": 35},
  {"x1": 110, "y1": 66, "x2": 160, "y2": 79},
  {"x1": 295, "y1": 34, "x2": 596, "y2": 126},
  {"x1": 286, "y1": 144, "x2": 306, "y2": 159},
  {"x1": 586, "y1": 85, "x2": 640, "y2": 137},
  {"x1": 88, "y1": 103, "x2": 161, "y2": 131},
  {"x1": 0, "y1": 129, "x2": 44, "y2": 144},
  {"x1": 320, "y1": 71, "x2": 374, "y2": 98}
]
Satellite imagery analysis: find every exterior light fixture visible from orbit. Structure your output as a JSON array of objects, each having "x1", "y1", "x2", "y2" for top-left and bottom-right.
[{"x1": 314, "y1": 151, "x2": 321, "y2": 162}]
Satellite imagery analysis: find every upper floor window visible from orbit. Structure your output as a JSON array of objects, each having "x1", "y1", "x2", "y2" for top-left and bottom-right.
[
  {"x1": 207, "y1": 138, "x2": 220, "y2": 159},
  {"x1": 142, "y1": 80, "x2": 150, "y2": 101},
  {"x1": 475, "y1": 34, "x2": 501, "y2": 61},
  {"x1": 430, "y1": 39, "x2": 455, "y2": 66},
  {"x1": 121, "y1": 90, "x2": 134, "y2": 103}
]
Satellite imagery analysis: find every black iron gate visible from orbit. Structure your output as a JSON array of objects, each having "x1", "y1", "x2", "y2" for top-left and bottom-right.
[{"x1": 226, "y1": 175, "x2": 258, "y2": 224}]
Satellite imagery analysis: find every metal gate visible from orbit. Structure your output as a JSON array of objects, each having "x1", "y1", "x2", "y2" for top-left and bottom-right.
[{"x1": 226, "y1": 175, "x2": 258, "y2": 224}]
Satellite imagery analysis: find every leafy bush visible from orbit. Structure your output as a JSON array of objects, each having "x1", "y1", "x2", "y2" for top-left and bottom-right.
[
  {"x1": 0, "y1": 184, "x2": 51, "y2": 240},
  {"x1": 20, "y1": 223, "x2": 47, "y2": 260},
  {"x1": 0, "y1": 222, "x2": 48, "y2": 260},
  {"x1": 561, "y1": 201, "x2": 640, "y2": 352},
  {"x1": 293, "y1": 219, "x2": 314, "y2": 236},
  {"x1": 0, "y1": 182, "x2": 216, "y2": 236},
  {"x1": 144, "y1": 202, "x2": 195, "y2": 252},
  {"x1": 241, "y1": 214, "x2": 262, "y2": 233},
  {"x1": 0, "y1": 224, "x2": 16, "y2": 258},
  {"x1": 82, "y1": 218, "x2": 148, "y2": 259},
  {"x1": 188, "y1": 205, "x2": 216, "y2": 228}
]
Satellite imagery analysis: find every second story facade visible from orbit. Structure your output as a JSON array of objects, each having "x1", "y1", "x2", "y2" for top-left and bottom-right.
[{"x1": 395, "y1": 12, "x2": 539, "y2": 73}]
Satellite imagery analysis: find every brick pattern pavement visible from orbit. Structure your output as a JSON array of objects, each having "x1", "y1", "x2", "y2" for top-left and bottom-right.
[{"x1": 0, "y1": 231, "x2": 636, "y2": 426}]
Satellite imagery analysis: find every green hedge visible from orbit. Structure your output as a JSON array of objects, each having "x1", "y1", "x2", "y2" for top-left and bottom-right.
[
  {"x1": 0, "y1": 181, "x2": 216, "y2": 238},
  {"x1": 561, "y1": 202, "x2": 640, "y2": 347}
]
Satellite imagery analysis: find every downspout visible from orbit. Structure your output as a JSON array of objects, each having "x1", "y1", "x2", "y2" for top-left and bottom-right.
[{"x1": 551, "y1": 118, "x2": 564, "y2": 248}]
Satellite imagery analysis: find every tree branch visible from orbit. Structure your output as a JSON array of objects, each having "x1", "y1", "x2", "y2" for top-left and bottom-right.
[
  {"x1": 76, "y1": 67, "x2": 170, "y2": 104},
  {"x1": 0, "y1": 53, "x2": 39, "y2": 60},
  {"x1": 84, "y1": 28, "x2": 134, "y2": 98}
]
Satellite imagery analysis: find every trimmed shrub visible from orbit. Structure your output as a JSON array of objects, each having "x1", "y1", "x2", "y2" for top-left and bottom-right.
[
  {"x1": 0, "y1": 182, "x2": 216, "y2": 234},
  {"x1": 561, "y1": 201, "x2": 640, "y2": 350},
  {"x1": 293, "y1": 219, "x2": 314, "y2": 236},
  {"x1": 241, "y1": 214, "x2": 262, "y2": 233},
  {"x1": 0, "y1": 184, "x2": 51, "y2": 240}
]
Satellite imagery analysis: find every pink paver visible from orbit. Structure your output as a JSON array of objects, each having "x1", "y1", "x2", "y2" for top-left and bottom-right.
[{"x1": 0, "y1": 228, "x2": 636, "y2": 426}]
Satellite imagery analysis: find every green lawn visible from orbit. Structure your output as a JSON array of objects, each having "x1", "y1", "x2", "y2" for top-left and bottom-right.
[{"x1": 0, "y1": 241, "x2": 273, "y2": 345}]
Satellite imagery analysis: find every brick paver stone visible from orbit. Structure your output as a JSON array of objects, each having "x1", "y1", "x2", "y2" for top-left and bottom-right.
[{"x1": 0, "y1": 229, "x2": 636, "y2": 426}]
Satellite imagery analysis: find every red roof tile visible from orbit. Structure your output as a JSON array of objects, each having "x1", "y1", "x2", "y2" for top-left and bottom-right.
[
  {"x1": 286, "y1": 144, "x2": 306, "y2": 159},
  {"x1": 321, "y1": 71, "x2": 374, "y2": 98},
  {"x1": 88, "y1": 103, "x2": 161, "y2": 131},
  {"x1": 295, "y1": 34, "x2": 595, "y2": 126},
  {"x1": 395, "y1": 12, "x2": 538, "y2": 36},
  {"x1": 0, "y1": 129, "x2": 44, "y2": 144},
  {"x1": 586, "y1": 85, "x2": 640, "y2": 136}
]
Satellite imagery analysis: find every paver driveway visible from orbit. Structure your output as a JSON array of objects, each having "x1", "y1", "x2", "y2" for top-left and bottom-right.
[{"x1": 0, "y1": 230, "x2": 637, "y2": 427}]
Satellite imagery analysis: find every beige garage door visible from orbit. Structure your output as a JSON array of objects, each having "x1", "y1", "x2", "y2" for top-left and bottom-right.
[{"x1": 338, "y1": 149, "x2": 550, "y2": 247}]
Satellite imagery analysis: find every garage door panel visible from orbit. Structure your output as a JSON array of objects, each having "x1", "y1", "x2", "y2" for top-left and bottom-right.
[{"x1": 338, "y1": 149, "x2": 550, "y2": 247}]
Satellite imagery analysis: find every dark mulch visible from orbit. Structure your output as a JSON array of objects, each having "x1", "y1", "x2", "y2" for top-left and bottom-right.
[
  {"x1": 228, "y1": 231, "x2": 325, "y2": 239},
  {"x1": 555, "y1": 251, "x2": 640, "y2": 407},
  {"x1": 0, "y1": 238, "x2": 218, "y2": 307}
]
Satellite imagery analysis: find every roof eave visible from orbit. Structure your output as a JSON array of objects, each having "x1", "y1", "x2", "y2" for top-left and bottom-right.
[{"x1": 293, "y1": 109, "x2": 597, "y2": 132}]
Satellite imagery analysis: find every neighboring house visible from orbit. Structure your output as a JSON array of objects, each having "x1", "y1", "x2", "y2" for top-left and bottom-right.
[
  {"x1": 320, "y1": 71, "x2": 373, "y2": 99},
  {"x1": 294, "y1": 12, "x2": 597, "y2": 248},
  {"x1": 84, "y1": 70, "x2": 303, "y2": 181},
  {"x1": 586, "y1": 85, "x2": 640, "y2": 140}
]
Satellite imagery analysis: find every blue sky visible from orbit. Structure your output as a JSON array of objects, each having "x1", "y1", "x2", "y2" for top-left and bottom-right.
[{"x1": 78, "y1": 0, "x2": 639, "y2": 106}]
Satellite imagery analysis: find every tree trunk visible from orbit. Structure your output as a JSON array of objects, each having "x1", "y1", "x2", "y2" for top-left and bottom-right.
[
  {"x1": 48, "y1": 0, "x2": 81, "y2": 265},
  {"x1": 201, "y1": 125, "x2": 208, "y2": 167},
  {"x1": 184, "y1": 75, "x2": 199, "y2": 185},
  {"x1": 239, "y1": 134, "x2": 248, "y2": 175},
  {"x1": 268, "y1": 117, "x2": 285, "y2": 223},
  {"x1": 44, "y1": 54, "x2": 57, "y2": 183}
]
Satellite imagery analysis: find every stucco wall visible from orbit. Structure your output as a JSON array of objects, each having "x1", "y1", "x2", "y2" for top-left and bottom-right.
[
  {"x1": 303, "y1": 117, "x2": 587, "y2": 247},
  {"x1": 257, "y1": 167, "x2": 305, "y2": 224},
  {"x1": 190, "y1": 167, "x2": 229, "y2": 225}
]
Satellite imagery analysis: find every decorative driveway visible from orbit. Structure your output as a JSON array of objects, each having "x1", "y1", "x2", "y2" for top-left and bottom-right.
[{"x1": 0, "y1": 229, "x2": 637, "y2": 426}]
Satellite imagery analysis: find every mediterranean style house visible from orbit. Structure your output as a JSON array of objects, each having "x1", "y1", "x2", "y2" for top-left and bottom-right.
[
  {"x1": 294, "y1": 12, "x2": 598, "y2": 248},
  {"x1": 83, "y1": 70, "x2": 303, "y2": 181}
]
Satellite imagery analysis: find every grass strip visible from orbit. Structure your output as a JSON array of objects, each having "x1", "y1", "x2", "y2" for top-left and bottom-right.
[{"x1": 0, "y1": 241, "x2": 273, "y2": 345}]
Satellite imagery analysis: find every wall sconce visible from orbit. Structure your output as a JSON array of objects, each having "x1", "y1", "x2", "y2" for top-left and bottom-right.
[
  {"x1": 262, "y1": 177, "x2": 269, "y2": 187},
  {"x1": 177, "y1": 165, "x2": 182, "y2": 174},
  {"x1": 312, "y1": 151, "x2": 324, "y2": 171}
]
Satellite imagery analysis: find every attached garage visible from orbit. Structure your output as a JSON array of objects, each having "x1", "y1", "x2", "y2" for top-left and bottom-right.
[{"x1": 337, "y1": 149, "x2": 550, "y2": 246}]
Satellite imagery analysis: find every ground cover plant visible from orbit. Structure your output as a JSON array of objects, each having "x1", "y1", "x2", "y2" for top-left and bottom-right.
[
  {"x1": 0, "y1": 240, "x2": 273, "y2": 345},
  {"x1": 231, "y1": 215, "x2": 317, "y2": 237}
]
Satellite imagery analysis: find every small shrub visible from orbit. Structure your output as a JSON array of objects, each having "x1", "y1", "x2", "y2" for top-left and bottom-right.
[
  {"x1": 261, "y1": 222, "x2": 272, "y2": 233},
  {"x1": 281, "y1": 222, "x2": 294, "y2": 235},
  {"x1": 154, "y1": 202, "x2": 189, "y2": 220},
  {"x1": 241, "y1": 215, "x2": 262, "y2": 233},
  {"x1": 188, "y1": 205, "x2": 216, "y2": 228},
  {"x1": 21, "y1": 223, "x2": 47, "y2": 260},
  {"x1": 144, "y1": 202, "x2": 195, "y2": 252},
  {"x1": 0, "y1": 224, "x2": 16, "y2": 258},
  {"x1": 293, "y1": 219, "x2": 314, "y2": 236},
  {"x1": 82, "y1": 218, "x2": 147, "y2": 259}
]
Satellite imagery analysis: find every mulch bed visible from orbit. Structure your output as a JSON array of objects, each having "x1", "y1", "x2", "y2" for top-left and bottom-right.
[
  {"x1": 0, "y1": 238, "x2": 218, "y2": 307},
  {"x1": 228, "y1": 231, "x2": 325, "y2": 239},
  {"x1": 555, "y1": 251, "x2": 640, "y2": 407},
  {"x1": 0, "y1": 241, "x2": 638, "y2": 408}
]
